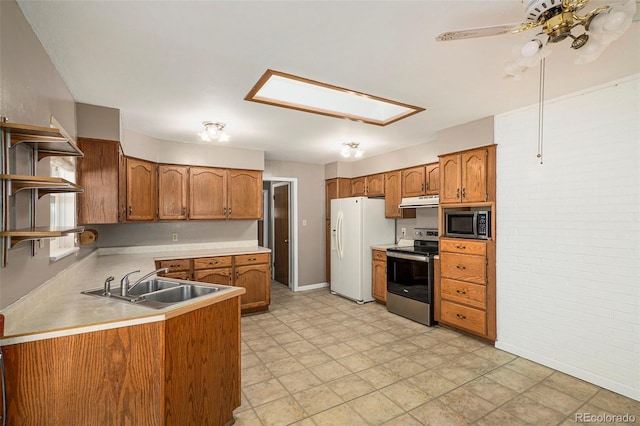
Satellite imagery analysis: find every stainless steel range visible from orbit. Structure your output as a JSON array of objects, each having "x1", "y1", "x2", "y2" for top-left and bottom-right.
[{"x1": 386, "y1": 228, "x2": 438, "y2": 326}]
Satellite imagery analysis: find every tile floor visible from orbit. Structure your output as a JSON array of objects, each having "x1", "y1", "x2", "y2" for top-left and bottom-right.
[{"x1": 234, "y1": 282, "x2": 640, "y2": 425}]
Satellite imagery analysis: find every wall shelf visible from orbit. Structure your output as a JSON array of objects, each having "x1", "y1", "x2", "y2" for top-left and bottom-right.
[
  {"x1": 0, "y1": 227, "x2": 85, "y2": 248},
  {"x1": 0, "y1": 121, "x2": 83, "y2": 159},
  {"x1": 0, "y1": 174, "x2": 83, "y2": 197}
]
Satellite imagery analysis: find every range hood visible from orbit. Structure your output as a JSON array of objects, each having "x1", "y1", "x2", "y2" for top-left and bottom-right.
[{"x1": 399, "y1": 195, "x2": 439, "y2": 208}]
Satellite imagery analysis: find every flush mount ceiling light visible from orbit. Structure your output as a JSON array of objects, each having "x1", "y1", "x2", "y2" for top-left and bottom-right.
[
  {"x1": 198, "y1": 121, "x2": 230, "y2": 142},
  {"x1": 245, "y1": 69, "x2": 425, "y2": 126},
  {"x1": 340, "y1": 142, "x2": 364, "y2": 158}
]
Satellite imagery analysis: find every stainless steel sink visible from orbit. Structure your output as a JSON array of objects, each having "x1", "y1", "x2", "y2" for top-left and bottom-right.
[{"x1": 82, "y1": 278, "x2": 223, "y2": 309}]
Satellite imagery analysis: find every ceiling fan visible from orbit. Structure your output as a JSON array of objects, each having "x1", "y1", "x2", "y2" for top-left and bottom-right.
[{"x1": 436, "y1": 0, "x2": 637, "y2": 78}]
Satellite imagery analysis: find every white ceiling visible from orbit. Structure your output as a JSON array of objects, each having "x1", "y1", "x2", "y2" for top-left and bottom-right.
[{"x1": 17, "y1": 1, "x2": 640, "y2": 165}]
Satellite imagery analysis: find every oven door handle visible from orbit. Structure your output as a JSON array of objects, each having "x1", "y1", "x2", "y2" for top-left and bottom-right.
[{"x1": 386, "y1": 252, "x2": 429, "y2": 262}]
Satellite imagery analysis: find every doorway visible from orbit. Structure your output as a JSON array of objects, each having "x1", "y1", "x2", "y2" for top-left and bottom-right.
[
  {"x1": 263, "y1": 178, "x2": 298, "y2": 291},
  {"x1": 273, "y1": 183, "x2": 290, "y2": 285}
]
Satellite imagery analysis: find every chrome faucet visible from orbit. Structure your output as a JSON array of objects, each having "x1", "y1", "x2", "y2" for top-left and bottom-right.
[
  {"x1": 103, "y1": 276, "x2": 115, "y2": 297},
  {"x1": 120, "y1": 268, "x2": 169, "y2": 297}
]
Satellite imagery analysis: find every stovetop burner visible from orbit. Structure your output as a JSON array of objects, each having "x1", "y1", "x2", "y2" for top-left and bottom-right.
[{"x1": 387, "y1": 228, "x2": 439, "y2": 257}]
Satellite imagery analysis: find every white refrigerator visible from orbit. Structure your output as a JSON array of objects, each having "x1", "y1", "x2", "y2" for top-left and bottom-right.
[{"x1": 331, "y1": 197, "x2": 395, "y2": 303}]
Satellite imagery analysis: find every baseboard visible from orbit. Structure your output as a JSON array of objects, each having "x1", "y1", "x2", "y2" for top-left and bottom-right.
[
  {"x1": 495, "y1": 341, "x2": 640, "y2": 402},
  {"x1": 295, "y1": 282, "x2": 329, "y2": 292}
]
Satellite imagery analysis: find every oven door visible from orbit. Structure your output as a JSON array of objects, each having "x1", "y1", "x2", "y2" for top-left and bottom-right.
[{"x1": 386, "y1": 252, "x2": 433, "y2": 303}]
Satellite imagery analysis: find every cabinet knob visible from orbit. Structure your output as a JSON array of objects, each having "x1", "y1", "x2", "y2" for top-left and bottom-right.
[
  {"x1": 456, "y1": 188, "x2": 460, "y2": 198},
  {"x1": 209, "y1": 261, "x2": 217, "y2": 265},
  {"x1": 182, "y1": 207, "x2": 186, "y2": 215},
  {"x1": 170, "y1": 264, "x2": 180, "y2": 268},
  {"x1": 456, "y1": 265, "x2": 466, "y2": 270},
  {"x1": 128, "y1": 205, "x2": 132, "y2": 215},
  {"x1": 456, "y1": 289, "x2": 467, "y2": 295},
  {"x1": 456, "y1": 314, "x2": 467, "y2": 320},
  {"x1": 248, "y1": 257, "x2": 256, "y2": 261},
  {"x1": 456, "y1": 245, "x2": 466, "y2": 250},
  {"x1": 462, "y1": 188, "x2": 466, "y2": 198}
]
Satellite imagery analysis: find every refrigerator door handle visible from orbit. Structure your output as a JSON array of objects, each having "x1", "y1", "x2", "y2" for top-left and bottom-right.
[{"x1": 337, "y1": 211, "x2": 343, "y2": 259}]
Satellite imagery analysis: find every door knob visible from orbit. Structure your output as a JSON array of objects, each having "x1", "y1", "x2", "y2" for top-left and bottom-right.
[{"x1": 284, "y1": 239, "x2": 289, "y2": 243}]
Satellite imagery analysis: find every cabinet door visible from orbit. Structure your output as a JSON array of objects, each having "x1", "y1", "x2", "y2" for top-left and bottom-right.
[
  {"x1": 235, "y1": 263, "x2": 270, "y2": 312},
  {"x1": 366, "y1": 173, "x2": 385, "y2": 197},
  {"x1": 425, "y1": 163, "x2": 440, "y2": 195},
  {"x1": 189, "y1": 167, "x2": 226, "y2": 220},
  {"x1": 126, "y1": 157, "x2": 157, "y2": 221},
  {"x1": 372, "y1": 252, "x2": 387, "y2": 303},
  {"x1": 384, "y1": 171, "x2": 416, "y2": 219},
  {"x1": 401, "y1": 166, "x2": 426, "y2": 197},
  {"x1": 228, "y1": 169, "x2": 262, "y2": 220},
  {"x1": 461, "y1": 148, "x2": 488, "y2": 203},
  {"x1": 158, "y1": 165, "x2": 188, "y2": 220},
  {"x1": 194, "y1": 268, "x2": 232, "y2": 285},
  {"x1": 326, "y1": 179, "x2": 337, "y2": 218},
  {"x1": 350, "y1": 177, "x2": 367, "y2": 197},
  {"x1": 439, "y1": 153, "x2": 461, "y2": 204},
  {"x1": 77, "y1": 138, "x2": 121, "y2": 224}
]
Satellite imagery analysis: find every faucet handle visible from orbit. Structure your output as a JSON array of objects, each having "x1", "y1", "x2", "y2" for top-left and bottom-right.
[
  {"x1": 120, "y1": 270, "x2": 140, "y2": 286},
  {"x1": 103, "y1": 276, "x2": 115, "y2": 296}
]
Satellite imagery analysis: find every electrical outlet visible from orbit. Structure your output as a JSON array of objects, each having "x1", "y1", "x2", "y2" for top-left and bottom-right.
[
  {"x1": 172, "y1": 233, "x2": 178, "y2": 242},
  {"x1": 401, "y1": 228, "x2": 406, "y2": 236}
]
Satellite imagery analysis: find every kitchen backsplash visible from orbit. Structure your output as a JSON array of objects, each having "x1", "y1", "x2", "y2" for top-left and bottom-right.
[{"x1": 395, "y1": 207, "x2": 438, "y2": 240}]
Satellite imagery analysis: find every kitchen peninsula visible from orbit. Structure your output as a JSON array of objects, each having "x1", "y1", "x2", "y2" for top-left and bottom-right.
[{"x1": 0, "y1": 243, "x2": 268, "y2": 425}]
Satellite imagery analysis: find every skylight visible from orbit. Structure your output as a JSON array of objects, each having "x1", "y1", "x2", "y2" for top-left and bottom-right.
[{"x1": 245, "y1": 70, "x2": 424, "y2": 126}]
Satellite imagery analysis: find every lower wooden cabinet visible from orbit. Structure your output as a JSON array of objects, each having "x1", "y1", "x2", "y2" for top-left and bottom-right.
[
  {"x1": 157, "y1": 252, "x2": 270, "y2": 315},
  {"x1": 438, "y1": 238, "x2": 495, "y2": 341},
  {"x1": 372, "y1": 249, "x2": 387, "y2": 304},
  {"x1": 2, "y1": 297, "x2": 241, "y2": 425}
]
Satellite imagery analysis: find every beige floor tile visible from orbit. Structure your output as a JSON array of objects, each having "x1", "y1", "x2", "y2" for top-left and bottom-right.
[
  {"x1": 523, "y1": 383, "x2": 584, "y2": 415},
  {"x1": 484, "y1": 365, "x2": 539, "y2": 393},
  {"x1": 380, "y1": 379, "x2": 433, "y2": 410},
  {"x1": 500, "y1": 394, "x2": 566, "y2": 424},
  {"x1": 381, "y1": 413, "x2": 424, "y2": 426},
  {"x1": 246, "y1": 335, "x2": 279, "y2": 351},
  {"x1": 293, "y1": 384, "x2": 344, "y2": 416},
  {"x1": 409, "y1": 334, "x2": 440, "y2": 349},
  {"x1": 388, "y1": 340, "x2": 422, "y2": 356},
  {"x1": 243, "y1": 377, "x2": 290, "y2": 407},
  {"x1": 306, "y1": 334, "x2": 341, "y2": 347},
  {"x1": 437, "y1": 387, "x2": 496, "y2": 421},
  {"x1": 309, "y1": 360, "x2": 352, "y2": 382},
  {"x1": 290, "y1": 418, "x2": 317, "y2": 426},
  {"x1": 541, "y1": 371, "x2": 600, "y2": 401},
  {"x1": 278, "y1": 368, "x2": 322, "y2": 394},
  {"x1": 242, "y1": 364, "x2": 274, "y2": 386},
  {"x1": 461, "y1": 376, "x2": 518, "y2": 406},
  {"x1": 233, "y1": 391, "x2": 251, "y2": 413},
  {"x1": 337, "y1": 352, "x2": 377, "y2": 373},
  {"x1": 321, "y1": 342, "x2": 358, "y2": 359},
  {"x1": 357, "y1": 364, "x2": 403, "y2": 388},
  {"x1": 265, "y1": 356, "x2": 306, "y2": 377},
  {"x1": 348, "y1": 336, "x2": 382, "y2": 352},
  {"x1": 447, "y1": 335, "x2": 489, "y2": 352},
  {"x1": 282, "y1": 339, "x2": 318, "y2": 356},
  {"x1": 473, "y1": 346, "x2": 517, "y2": 365},
  {"x1": 296, "y1": 326, "x2": 324, "y2": 339},
  {"x1": 263, "y1": 323, "x2": 292, "y2": 336},
  {"x1": 297, "y1": 350, "x2": 333, "y2": 368},
  {"x1": 430, "y1": 342, "x2": 468, "y2": 358},
  {"x1": 381, "y1": 357, "x2": 427, "y2": 379},
  {"x1": 326, "y1": 374, "x2": 376, "y2": 401},
  {"x1": 503, "y1": 357, "x2": 554, "y2": 381},
  {"x1": 363, "y1": 345, "x2": 403, "y2": 363},
  {"x1": 368, "y1": 331, "x2": 401, "y2": 345},
  {"x1": 254, "y1": 396, "x2": 307, "y2": 426},
  {"x1": 409, "y1": 399, "x2": 469, "y2": 425},
  {"x1": 232, "y1": 408, "x2": 261, "y2": 426},
  {"x1": 310, "y1": 403, "x2": 368, "y2": 426},
  {"x1": 255, "y1": 345, "x2": 292, "y2": 363},
  {"x1": 432, "y1": 362, "x2": 484, "y2": 385},
  {"x1": 473, "y1": 408, "x2": 529, "y2": 426},
  {"x1": 241, "y1": 352, "x2": 262, "y2": 369},
  {"x1": 407, "y1": 370, "x2": 459, "y2": 397},
  {"x1": 589, "y1": 389, "x2": 640, "y2": 417},
  {"x1": 272, "y1": 330, "x2": 303, "y2": 345},
  {"x1": 348, "y1": 391, "x2": 405, "y2": 424},
  {"x1": 408, "y1": 350, "x2": 450, "y2": 369}
]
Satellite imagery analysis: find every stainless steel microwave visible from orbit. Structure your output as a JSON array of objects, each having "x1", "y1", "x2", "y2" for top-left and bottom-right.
[{"x1": 444, "y1": 211, "x2": 491, "y2": 240}]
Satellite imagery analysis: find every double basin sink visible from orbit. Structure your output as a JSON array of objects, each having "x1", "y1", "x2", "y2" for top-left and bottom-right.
[{"x1": 82, "y1": 278, "x2": 222, "y2": 309}]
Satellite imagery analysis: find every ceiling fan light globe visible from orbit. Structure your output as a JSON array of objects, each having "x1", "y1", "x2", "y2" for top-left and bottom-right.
[
  {"x1": 521, "y1": 39, "x2": 542, "y2": 57},
  {"x1": 198, "y1": 131, "x2": 211, "y2": 142},
  {"x1": 604, "y1": 11, "x2": 627, "y2": 31},
  {"x1": 354, "y1": 149, "x2": 364, "y2": 158},
  {"x1": 219, "y1": 132, "x2": 231, "y2": 143}
]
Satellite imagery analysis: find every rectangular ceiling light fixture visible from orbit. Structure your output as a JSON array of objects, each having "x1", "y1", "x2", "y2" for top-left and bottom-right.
[{"x1": 245, "y1": 69, "x2": 424, "y2": 126}]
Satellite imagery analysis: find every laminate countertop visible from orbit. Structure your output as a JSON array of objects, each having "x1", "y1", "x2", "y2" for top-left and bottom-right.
[{"x1": 0, "y1": 243, "x2": 270, "y2": 346}]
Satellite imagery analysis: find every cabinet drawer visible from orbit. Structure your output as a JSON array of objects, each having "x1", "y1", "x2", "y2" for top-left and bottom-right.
[
  {"x1": 440, "y1": 239, "x2": 486, "y2": 256},
  {"x1": 372, "y1": 250, "x2": 386, "y2": 261},
  {"x1": 157, "y1": 258, "x2": 191, "y2": 272},
  {"x1": 441, "y1": 300, "x2": 486, "y2": 336},
  {"x1": 193, "y1": 256, "x2": 233, "y2": 270},
  {"x1": 162, "y1": 271, "x2": 191, "y2": 280},
  {"x1": 440, "y1": 252, "x2": 486, "y2": 284},
  {"x1": 441, "y1": 278, "x2": 486, "y2": 309},
  {"x1": 194, "y1": 268, "x2": 232, "y2": 285},
  {"x1": 235, "y1": 253, "x2": 269, "y2": 266}
]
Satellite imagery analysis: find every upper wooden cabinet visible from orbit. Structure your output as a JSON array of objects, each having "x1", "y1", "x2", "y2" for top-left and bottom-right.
[
  {"x1": 425, "y1": 163, "x2": 440, "y2": 195},
  {"x1": 401, "y1": 166, "x2": 426, "y2": 197},
  {"x1": 190, "y1": 167, "x2": 227, "y2": 220},
  {"x1": 440, "y1": 145, "x2": 495, "y2": 204},
  {"x1": 77, "y1": 138, "x2": 123, "y2": 224},
  {"x1": 325, "y1": 178, "x2": 351, "y2": 218},
  {"x1": 126, "y1": 157, "x2": 157, "y2": 221},
  {"x1": 158, "y1": 164, "x2": 188, "y2": 220},
  {"x1": 384, "y1": 170, "x2": 416, "y2": 219},
  {"x1": 228, "y1": 169, "x2": 262, "y2": 220},
  {"x1": 366, "y1": 173, "x2": 385, "y2": 197},
  {"x1": 350, "y1": 177, "x2": 367, "y2": 196}
]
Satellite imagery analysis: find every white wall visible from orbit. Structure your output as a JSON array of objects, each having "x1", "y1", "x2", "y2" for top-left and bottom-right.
[
  {"x1": 494, "y1": 75, "x2": 639, "y2": 401},
  {"x1": 76, "y1": 103, "x2": 120, "y2": 141}
]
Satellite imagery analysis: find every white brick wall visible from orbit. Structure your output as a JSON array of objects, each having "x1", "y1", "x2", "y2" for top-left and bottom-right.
[{"x1": 494, "y1": 75, "x2": 640, "y2": 401}]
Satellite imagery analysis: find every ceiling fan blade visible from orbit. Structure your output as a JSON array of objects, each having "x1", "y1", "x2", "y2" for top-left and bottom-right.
[{"x1": 435, "y1": 23, "x2": 524, "y2": 41}]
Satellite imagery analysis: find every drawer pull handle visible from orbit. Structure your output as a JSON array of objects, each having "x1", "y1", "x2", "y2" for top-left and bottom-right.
[
  {"x1": 248, "y1": 257, "x2": 256, "y2": 261},
  {"x1": 456, "y1": 289, "x2": 467, "y2": 295},
  {"x1": 456, "y1": 265, "x2": 466, "y2": 270},
  {"x1": 208, "y1": 261, "x2": 217, "y2": 265},
  {"x1": 456, "y1": 245, "x2": 466, "y2": 249},
  {"x1": 456, "y1": 314, "x2": 467, "y2": 320},
  {"x1": 169, "y1": 264, "x2": 180, "y2": 268}
]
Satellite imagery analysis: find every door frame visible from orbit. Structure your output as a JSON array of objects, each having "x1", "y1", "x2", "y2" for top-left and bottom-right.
[{"x1": 265, "y1": 177, "x2": 299, "y2": 292}]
